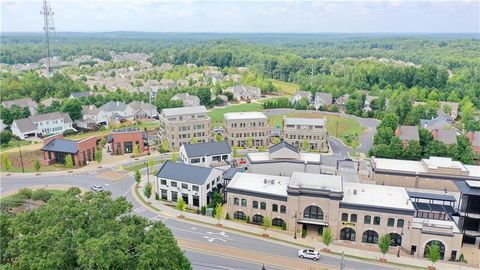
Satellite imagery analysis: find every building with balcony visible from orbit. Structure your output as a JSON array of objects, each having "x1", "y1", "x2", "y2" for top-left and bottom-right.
[
  {"x1": 225, "y1": 171, "x2": 463, "y2": 261},
  {"x1": 156, "y1": 161, "x2": 223, "y2": 209},
  {"x1": 159, "y1": 106, "x2": 211, "y2": 149},
  {"x1": 283, "y1": 117, "x2": 328, "y2": 152},
  {"x1": 455, "y1": 180, "x2": 480, "y2": 246},
  {"x1": 179, "y1": 141, "x2": 232, "y2": 168},
  {"x1": 224, "y1": 112, "x2": 269, "y2": 148}
]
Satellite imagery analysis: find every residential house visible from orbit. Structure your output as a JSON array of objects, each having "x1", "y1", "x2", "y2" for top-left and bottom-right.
[
  {"x1": 159, "y1": 106, "x2": 211, "y2": 149},
  {"x1": 226, "y1": 171, "x2": 463, "y2": 261},
  {"x1": 364, "y1": 95, "x2": 378, "y2": 112},
  {"x1": 159, "y1": 63, "x2": 174, "y2": 72},
  {"x1": 466, "y1": 131, "x2": 480, "y2": 154},
  {"x1": 283, "y1": 117, "x2": 328, "y2": 152},
  {"x1": 40, "y1": 133, "x2": 97, "y2": 167},
  {"x1": 11, "y1": 112, "x2": 73, "y2": 139},
  {"x1": 313, "y1": 92, "x2": 333, "y2": 110},
  {"x1": 291, "y1": 90, "x2": 312, "y2": 104},
  {"x1": 334, "y1": 94, "x2": 350, "y2": 112},
  {"x1": 127, "y1": 101, "x2": 158, "y2": 119},
  {"x1": 2, "y1": 98, "x2": 38, "y2": 116},
  {"x1": 420, "y1": 116, "x2": 453, "y2": 132},
  {"x1": 74, "y1": 105, "x2": 101, "y2": 130},
  {"x1": 224, "y1": 112, "x2": 269, "y2": 148},
  {"x1": 438, "y1": 101, "x2": 459, "y2": 121},
  {"x1": 171, "y1": 93, "x2": 201, "y2": 107},
  {"x1": 98, "y1": 101, "x2": 135, "y2": 123},
  {"x1": 395, "y1": 126, "x2": 419, "y2": 145},
  {"x1": 159, "y1": 79, "x2": 177, "y2": 90},
  {"x1": 156, "y1": 161, "x2": 223, "y2": 209},
  {"x1": 432, "y1": 129, "x2": 457, "y2": 145},
  {"x1": 107, "y1": 128, "x2": 149, "y2": 155},
  {"x1": 204, "y1": 70, "x2": 223, "y2": 84},
  {"x1": 40, "y1": 97, "x2": 60, "y2": 108},
  {"x1": 69, "y1": 92, "x2": 92, "y2": 99},
  {"x1": 179, "y1": 141, "x2": 232, "y2": 168},
  {"x1": 225, "y1": 85, "x2": 261, "y2": 101},
  {"x1": 177, "y1": 79, "x2": 190, "y2": 87}
]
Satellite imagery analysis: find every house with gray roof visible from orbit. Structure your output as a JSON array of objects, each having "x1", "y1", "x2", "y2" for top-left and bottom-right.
[
  {"x1": 98, "y1": 101, "x2": 135, "y2": 123},
  {"x1": 171, "y1": 93, "x2": 201, "y2": 107},
  {"x1": 225, "y1": 85, "x2": 261, "y2": 101},
  {"x1": 466, "y1": 131, "x2": 480, "y2": 154},
  {"x1": 127, "y1": 101, "x2": 158, "y2": 119},
  {"x1": 432, "y1": 129, "x2": 457, "y2": 145},
  {"x1": 291, "y1": 90, "x2": 312, "y2": 104},
  {"x1": 313, "y1": 92, "x2": 333, "y2": 109},
  {"x1": 179, "y1": 141, "x2": 232, "y2": 168},
  {"x1": 2, "y1": 98, "x2": 38, "y2": 116},
  {"x1": 11, "y1": 112, "x2": 73, "y2": 139},
  {"x1": 156, "y1": 161, "x2": 223, "y2": 208},
  {"x1": 420, "y1": 116, "x2": 453, "y2": 132},
  {"x1": 69, "y1": 92, "x2": 92, "y2": 99},
  {"x1": 395, "y1": 126, "x2": 419, "y2": 145}
]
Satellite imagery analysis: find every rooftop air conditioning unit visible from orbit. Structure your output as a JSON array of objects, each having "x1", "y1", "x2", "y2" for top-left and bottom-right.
[{"x1": 353, "y1": 189, "x2": 357, "y2": 195}]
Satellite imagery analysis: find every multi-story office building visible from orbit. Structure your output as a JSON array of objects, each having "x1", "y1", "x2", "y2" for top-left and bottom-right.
[
  {"x1": 224, "y1": 112, "x2": 269, "y2": 148},
  {"x1": 455, "y1": 180, "x2": 480, "y2": 246},
  {"x1": 283, "y1": 117, "x2": 328, "y2": 152},
  {"x1": 156, "y1": 161, "x2": 223, "y2": 208},
  {"x1": 159, "y1": 106, "x2": 211, "y2": 149},
  {"x1": 226, "y1": 171, "x2": 463, "y2": 261}
]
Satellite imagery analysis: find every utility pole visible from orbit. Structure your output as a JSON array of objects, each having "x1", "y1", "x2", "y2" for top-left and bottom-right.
[
  {"x1": 41, "y1": 0, "x2": 55, "y2": 76},
  {"x1": 17, "y1": 143, "x2": 25, "y2": 173},
  {"x1": 335, "y1": 120, "x2": 339, "y2": 138}
]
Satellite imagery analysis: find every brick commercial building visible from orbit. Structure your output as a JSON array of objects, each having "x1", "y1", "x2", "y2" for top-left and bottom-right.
[
  {"x1": 40, "y1": 134, "x2": 97, "y2": 167},
  {"x1": 159, "y1": 106, "x2": 211, "y2": 149},
  {"x1": 226, "y1": 171, "x2": 463, "y2": 261},
  {"x1": 224, "y1": 112, "x2": 270, "y2": 148},
  {"x1": 371, "y1": 156, "x2": 480, "y2": 192},
  {"x1": 108, "y1": 128, "x2": 149, "y2": 155}
]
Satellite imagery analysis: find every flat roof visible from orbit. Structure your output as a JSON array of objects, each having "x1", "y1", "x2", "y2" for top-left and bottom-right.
[
  {"x1": 224, "y1": 112, "x2": 267, "y2": 120},
  {"x1": 161, "y1": 106, "x2": 207, "y2": 117},
  {"x1": 407, "y1": 191, "x2": 456, "y2": 202},
  {"x1": 289, "y1": 172, "x2": 342, "y2": 192},
  {"x1": 342, "y1": 182, "x2": 415, "y2": 211},
  {"x1": 284, "y1": 117, "x2": 325, "y2": 126},
  {"x1": 466, "y1": 180, "x2": 480, "y2": 188},
  {"x1": 227, "y1": 172, "x2": 289, "y2": 197},
  {"x1": 247, "y1": 151, "x2": 322, "y2": 163}
]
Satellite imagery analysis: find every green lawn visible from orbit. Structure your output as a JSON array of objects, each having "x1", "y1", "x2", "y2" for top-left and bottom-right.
[
  {"x1": 268, "y1": 111, "x2": 365, "y2": 148},
  {"x1": 66, "y1": 121, "x2": 159, "y2": 140},
  {"x1": 271, "y1": 80, "x2": 299, "y2": 95},
  {"x1": 1, "y1": 189, "x2": 65, "y2": 209},
  {"x1": 2, "y1": 164, "x2": 66, "y2": 173},
  {"x1": 208, "y1": 103, "x2": 264, "y2": 123},
  {"x1": 123, "y1": 159, "x2": 164, "y2": 172},
  {"x1": 0, "y1": 140, "x2": 32, "y2": 152}
]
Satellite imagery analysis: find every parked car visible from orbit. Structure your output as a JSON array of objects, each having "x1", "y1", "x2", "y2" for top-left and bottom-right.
[
  {"x1": 91, "y1": 185, "x2": 103, "y2": 192},
  {"x1": 297, "y1": 249, "x2": 320, "y2": 261}
]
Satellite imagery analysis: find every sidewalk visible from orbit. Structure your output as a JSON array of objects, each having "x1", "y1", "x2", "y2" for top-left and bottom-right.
[{"x1": 134, "y1": 176, "x2": 477, "y2": 270}]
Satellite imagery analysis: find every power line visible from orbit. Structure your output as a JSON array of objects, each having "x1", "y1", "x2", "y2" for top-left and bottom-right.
[{"x1": 41, "y1": 0, "x2": 55, "y2": 77}]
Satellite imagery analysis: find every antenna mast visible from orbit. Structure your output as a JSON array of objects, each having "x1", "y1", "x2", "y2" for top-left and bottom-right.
[{"x1": 41, "y1": 0, "x2": 55, "y2": 76}]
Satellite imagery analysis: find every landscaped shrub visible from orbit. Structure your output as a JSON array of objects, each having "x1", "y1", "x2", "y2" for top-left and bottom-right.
[
  {"x1": 281, "y1": 222, "x2": 287, "y2": 231},
  {"x1": 155, "y1": 192, "x2": 160, "y2": 200},
  {"x1": 225, "y1": 213, "x2": 230, "y2": 220},
  {"x1": 31, "y1": 189, "x2": 52, "y2": 202},
  {"x1": 246, "y1": 216, "x2": 250, "y2": 223},
  {"x1": 17, "y1": 188, "x2": 33, "y2": 200},
  {"x1": 301, "y1": 229, "x2": 306, "y2": 238},
  {"x1": 201, "y1": 205, "x2": 206, "y2": 215}
]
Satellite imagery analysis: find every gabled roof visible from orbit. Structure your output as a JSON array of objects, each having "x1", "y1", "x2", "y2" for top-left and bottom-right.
[
  {"x1": 420, "y1": 116, "x2": 452, "y2": 132},
  {"x1": 269, "y1": 141, "x2": 299, "y2": 154},
  {"x1": 314, "y1": 92, "x2": 333, "y2": 105},
  {"x1": 82, "y1": 105, "x2": 99, "y2": 115},
  {"x1": 30, "y1": 112, "x2": 72, "y2": 124},
  {"x1": 13, "y1": 118, "x2": 37, "y2": 133},
  {"x1": 156, "y1": 161, "x2": 217, "y2": 185},
  {"x1": 397, "y1": 126, "x2": 419, "y2": 141},
  {"x1": 41, "y1": 139, "x2": 78, "y2": 154},
  {"x1": 2, "y1": 98, "x2": 38, "y2": 108},
  {"x1": 183, "y1": 141, "x2": 232, "y2": 157},
  {"x1": 434, "y1": 129, "x2": 457, "y2": 145},
  {"x1": 70, "y1": 92, "x2": 92, "y2": 98},
  {"x1": 99, "y1": 101, "x2": 127, "y2": 112},
  {"x1": 128, "y1": 101, "x2": 157, "y2": 112}
]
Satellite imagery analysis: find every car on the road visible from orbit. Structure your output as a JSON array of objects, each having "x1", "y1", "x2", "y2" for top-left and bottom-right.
[
  {"x1": 91, "y1": 185, "x2": 103, "y2": 192},
  {"x1": 297, "y1": 249, "x2": 320, "y2": 261}
]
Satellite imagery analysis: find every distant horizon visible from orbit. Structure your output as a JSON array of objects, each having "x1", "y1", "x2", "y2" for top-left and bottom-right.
[{"x1": 2, "y1": 31, "x2": 478, "y2": 35}]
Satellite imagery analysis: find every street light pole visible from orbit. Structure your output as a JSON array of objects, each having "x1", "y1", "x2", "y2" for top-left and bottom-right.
[{"x1": 145, "y1": 161, "x2": 150, "y2": 184}]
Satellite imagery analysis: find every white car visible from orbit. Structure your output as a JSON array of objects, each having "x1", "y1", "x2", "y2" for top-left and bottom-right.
[
  {"x1": 91, "y1": 185, "x2": 103, "y2": 192},
  {"x1": 297, "y1": 249, "x2": 320, "y2": 261}
]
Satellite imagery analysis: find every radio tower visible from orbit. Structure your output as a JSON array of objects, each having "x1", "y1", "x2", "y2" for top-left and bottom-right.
[{"x1": 41, "y1": 0, "x2": 55, "y2": 76}]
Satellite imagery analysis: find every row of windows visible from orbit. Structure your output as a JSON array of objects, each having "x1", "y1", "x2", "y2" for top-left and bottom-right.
[
  {"x1": 233, "y1": 197, "x2": 287, "y2": 214},
  {"x1": 287, "y1": 134, "x2": 324, "y2": 140},
  {"x1": 233, "y1": 211, "x2": 285, "y2": 227},
  {"x1": 230, "y1": 122, "x2": 266, "y2": 128},
  {"x1": 341, "y1": 213, "x2": 404, "y2": 228},
  {"x1": 231, "y1": 132, "x2": 267, "y2": 138},
  {"x1": 159, "y1": 179, "x2": 200, "y2": 192}
]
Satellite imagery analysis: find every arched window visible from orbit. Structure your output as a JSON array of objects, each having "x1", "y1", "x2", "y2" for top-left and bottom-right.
[
  {"x1": 260, "y1": 202, "x2": 266, "y2": 210},
  {"x1": 253, "y1": 201, "x2": 258, "y2": 209},
  {"x1": 341, "y1": 213, "x2": 349, "y2": 221},
  {"x1": 233, "y1": 197, "x2": 239, "y2": 206},
  {"x1": 272, "y1": 218, "x2": 285, "y2": 227},
  {"x1": 373, "y1": 216, "x2": 381, "y2": 225},
  {"x1": 350, "y1": 214, "x2": 357, "y2": 223},
  {"x1": 280, "y1": 205, "x2": 287, "y2": 213},
  {"x1": 364, "y1": 215, "x2": 371, "y2": 224},
  {"x1": 241, "y1": 199, "x2": 247, "y2": 207},
  {"x1": 272, "y1": 204, "x2": 278, "y2": 212},
  {"x1": 387, "y1": 218, "x2": 395, "y2": 227},
  {"x1": 362, "y1": 230, "x2": 379, "y2": 244},
  {"x1": 233, "y1": 211, "x2": 246, "y2": 220},
  {"x1": 389, "y1": 233, "x2": 402, "y2": 246},
  {"x1": 397, "y1": 219, "x2": 404, "y2": 228},
  {"x1": 252, "y1": 214, "x2": 264, "y2": 225},
  {"x1": 303, "y1": 206, "x2": 324, "y2": 220},
  {"x1": 424, "y1": 240, "x2": 445, "y2": 260},
  {"x1": 340, "y1": 227, "x2": 356, "y2": 241}
]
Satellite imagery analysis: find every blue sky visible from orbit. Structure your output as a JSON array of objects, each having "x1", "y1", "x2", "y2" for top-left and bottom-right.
[{"x1": 1, "y1": 0, "x2": 479, "y2": 33}]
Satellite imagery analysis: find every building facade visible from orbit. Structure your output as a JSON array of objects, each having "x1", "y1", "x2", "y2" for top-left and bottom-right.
[
  {"x1": 226, "y1": 171, "x2": 463, "y2": 261},
  {"x1": 156, "y1": 161, "x2": 223, "y2": 209},
  {"x1": 11, "y1": 112, "x2": 73, "y2": 139},
  {"x1": 283, "y1": 117, "x2": 328, "y2": 152},
  {"x1": 108, "y1": 129, "x2": 149, "y2": 155},
  {"x1": 159, "y1": 106, "x2": 211, "y2": 149},
  {"x1": 224, "y1": 112, "x2": 269, "y2": 148},
  {"x1": 40, "y1": 134, "x2": 97, "y2": 167},
  {"x1": 179, "y1": 141, "x2": 232, "y2": 168}
]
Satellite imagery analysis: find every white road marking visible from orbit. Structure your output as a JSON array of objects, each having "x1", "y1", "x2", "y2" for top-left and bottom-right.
[
  {"x1": 202, "y1": 236, "x2": 227, "y2": 243},
  {"x1": 132, "y1": 207, "x2": 146, "y2": 214},
  {"x1": 104, "y1": 183, "x2": 110, "y2": 186}
]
